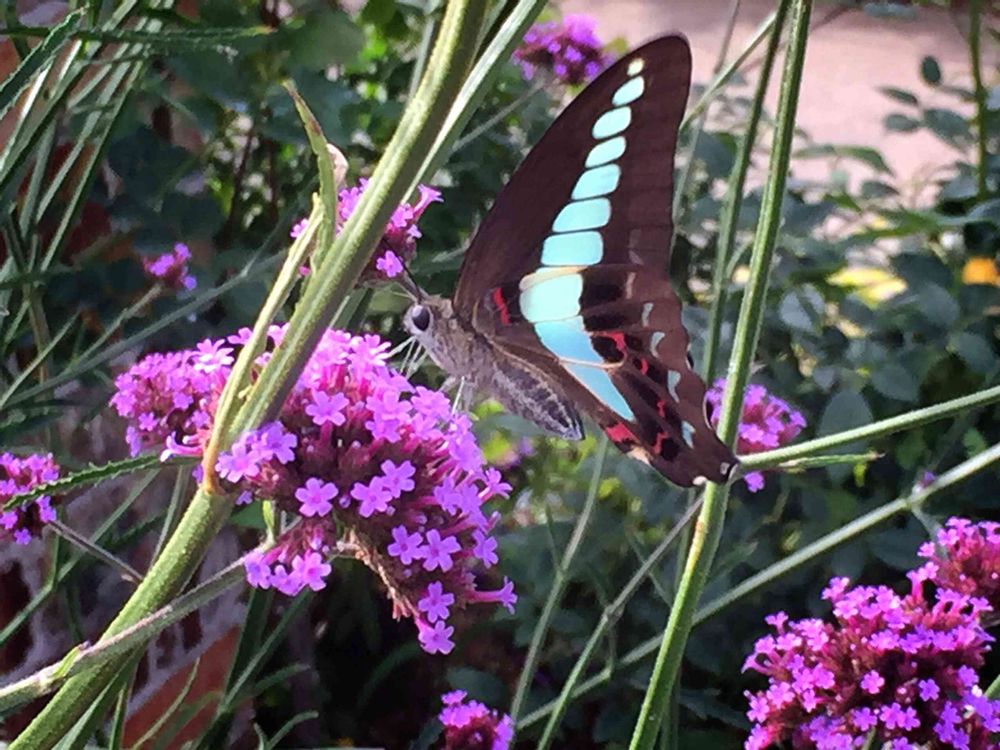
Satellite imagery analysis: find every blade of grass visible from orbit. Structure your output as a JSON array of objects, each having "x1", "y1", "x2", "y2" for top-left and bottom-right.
[{"x1": 0, "y1": 10, "x2": 83, "y2": 121}]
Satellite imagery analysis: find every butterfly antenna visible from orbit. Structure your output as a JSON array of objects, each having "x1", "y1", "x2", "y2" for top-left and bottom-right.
[{"x1": 397, "y1": 266, "x2": 425, "y2": 302}]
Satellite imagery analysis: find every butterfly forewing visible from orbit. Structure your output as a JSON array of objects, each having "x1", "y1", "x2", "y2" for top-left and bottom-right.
[{"x1": 455, "y1": 36, "x2": 736, "y2": 487}]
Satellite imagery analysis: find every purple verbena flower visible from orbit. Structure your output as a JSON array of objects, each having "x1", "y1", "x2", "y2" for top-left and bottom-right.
[
  {"x1": 707, "y1": 379, "x2": 806, "y2": 493},
  {"x1": 438, "y1": 690, "x2": 513, "y2": 750},
  {"x1": 914, "y1": 517, "x2": 1000, "y2": 621},
  {"x1": 743, "y1": 565, "x2": 1000, "y2": 750},
  {"x1": 115, "y1": 326, "x2": 514, "y2": 655},
  {"x1": 291, "y1": 182, "x2": 441, "y2": 283},
  {"x1": 0, "y1": 453, "x2": 60, "y2": 546},
  {"x1": 513, "y1": 15, "x2": 608, "y2": 85},
  {"x1": 142, "y1": 242, "x2": 196, "y2": 291}
]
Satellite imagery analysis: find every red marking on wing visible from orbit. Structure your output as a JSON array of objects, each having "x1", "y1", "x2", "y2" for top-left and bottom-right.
[
  {"x1": 605, "y1": 422, "x2": 637, "y2": 444},
  {"x1": 655, "y1": 398, "x2": 667, "y2": 418},
  {"x1": 606, "y1": 331, "x2": 628, "y2": 356},
  {"x1": 635, "y1": 356, "x2": 649, "y2": 375},
  {"x1": 492, "y1": 287, "x2": 511, "y2": 326}
]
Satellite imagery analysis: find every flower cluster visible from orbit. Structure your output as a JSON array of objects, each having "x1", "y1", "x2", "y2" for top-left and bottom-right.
[
  {"x1": 744, "y1": 543, "x2": 1000, "y2": 749},
  {"x1": 109, "y1": 339, "x2": 233, "y2": 458},
  {"x1": 291, "y1": 181, "x2": 441, "y2": 283},
  {"x1": 0, "y1": 453, "x2": 60, "y2": 545},
  {"x1": 143, "y1": 242, "x2": 196, "y2": 291},
  {"x1": 438, "y1": 690, "x2": 513, "y2": 750},
  {"x1": 706, "y1": 380, "x2": 806, "y2": 492},
  {"x1": 111, "y1": 327, "x2": 516, "y2": 655},
  {"x1": 914, "y1": 518, "x2": 1000, "y2": 618},
  {"x1": 513, "y1": 15, "x2": 608, "y2": 85}
]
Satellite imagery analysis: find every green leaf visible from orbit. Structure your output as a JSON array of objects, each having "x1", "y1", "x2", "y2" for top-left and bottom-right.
[
  {"x1": 916, "y1": 283, "x2": 960, "y2": 328},
  {"x1": 0, "y1": 9, "x2": 83, "y2": 121},
  {"x1": 285, "y1": 10, "x2": 364, "y2": 70},
  {"x1": 924, "y1": 108, "x2": 970, "y2": 144},
  {"x1": 921, "y1": 55, "x2": 942, "y2": 85},
  {"x1": 951, "y1": 332, "x2": 998, "y2": 375},
  {"x1": 286, "y1": 82, "x2": 347, "y2": 254},
  {"x1": 818, "y1": 390, "x2": 873, "y2": 463},
  {"x1": 871, "y1": 362, "x2": 920, "y2": 402},
  {"x1": 884, "y1": 113, "x2": 920, "y2": 132},
  {"x1": 879, "y1": 86, "x2": 919, "y2": 106},
  {"x1": 779, "y1": 285, "x2": 824, "y2": 332}
]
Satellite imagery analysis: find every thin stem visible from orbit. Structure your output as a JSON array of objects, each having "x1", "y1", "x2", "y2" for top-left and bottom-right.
[
  {"x1": 967, "y1": 0, "x2": 987, "y2": 200},
  {"x1": 628, "y1": 3, "x2": 812, "y2": 747},
  {"x1": 510, "y1": 438, "x2": 610, "y2": 724},
  {"x1": 235, "y1": 0, "x2": 486, "y2": 436},
  {"x1": 8, "y1": 5, "x2": 485, "y2": 746},
  {"x1": 702, "y1": 0, "x2": 791, "y2": 382},
  {"x1": 740, "y1": 382, "x2": 1000, "y2": 470},
  {"x1": 454, "y1": 81, "x2": 545, "y2": 152},
  {"x1": 523, "y1": 442, "x2": 1000, "y2": 728},
  {"x1": 0, "y1": 554, "x2": 248, "y2": 713},
  {"x1": 47, "y1": 520, "x2": 144, "y2": 585},
  {"x1": 530, "y1": 499, "x2": 704, "y2": 745}
]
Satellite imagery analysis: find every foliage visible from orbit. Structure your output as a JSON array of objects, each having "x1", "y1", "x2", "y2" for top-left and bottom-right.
[{"x1": 0, "y1": 1, "x2": 997, "y2": 749}]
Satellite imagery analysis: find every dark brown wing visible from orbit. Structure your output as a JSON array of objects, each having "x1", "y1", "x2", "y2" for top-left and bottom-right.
[{"x1": 453, "y1": 36, "x2": 691, "y2": 314}]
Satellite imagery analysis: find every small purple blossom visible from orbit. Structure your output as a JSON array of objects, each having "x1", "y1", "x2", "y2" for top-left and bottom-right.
[
  {"x1": 418, "y1": 581, "x2": 455, "y2": 624},
  {"x1": 295, "y1": 478, "x2": 337, "y2": 517},
  {"x1": 0, "y1": 453, "x2": 60, "y2": 545},
  {"x1": 143, "y1": 242, "x2": 196, "y2": 291},
  {"x1": 438, "y1": 691, "x2": 513, "y2": 750},
  {"x1": 707, "y1": 380, "x2": 806, "y2": 493},
  {"x1": 422, "y1": 529, "x2": 462, "y2": 572},
  {"x1": 914, "y1": 517, "x2": 1000, "y2": 618},
  {"x1": 513, "y1": 15, "x2": 608, "y2": 85},
  {"x1": 380, "y1": 459, "x2": 416, "y2": 498},
  {"x1": 293, "y1": 181, "x2": 441, "y2": 283},
  {"x1": 388, "y1": 526, "x2": 425, "y2": 565}
]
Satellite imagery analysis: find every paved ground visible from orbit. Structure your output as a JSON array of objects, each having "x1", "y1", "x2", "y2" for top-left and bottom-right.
[{"x1": 565, "y1": 0, "x2": 997, "y2": 196}]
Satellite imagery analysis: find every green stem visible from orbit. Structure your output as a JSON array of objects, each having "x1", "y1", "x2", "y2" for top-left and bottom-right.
[
  {"x1": 530, "y1": 499, "x2": 703, "y2": 745},
  {"x1": 628, "y1": 3, "x2": 812, "y2": 748},
  {"x1": 967, "y1": 0, "x2": 987, "y2": 200},
  {"x1": 523, "y1": 440, "x2": 1000, "y2": 728},
  {"x1": 702, "y1": 0, "x2": 791, "y2": 382},
  {"x1": 9, "y1": 5, "x2": 485, "y2": 745},
  {"x1": 236, "y1": 0, "x2": 486, "y2": 435},
  {"x1": 0, "y1": 551, "x2": 247, "y2": 714},
  {"x1": 47, "y1": 520, "x2": 144, "y2": 585},
  {"x1": 510, "y1": 438, "x2": 609, "y2": 724},
  {"x1": 454, "y1": 81, "x2": 545, "y2": 152},
  {"x1": 739, "y1": 382, "x2": 1000, "y2": 470}
]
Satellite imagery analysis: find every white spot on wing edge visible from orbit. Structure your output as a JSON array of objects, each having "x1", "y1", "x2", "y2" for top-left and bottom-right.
[{"x1": 627, "y1": 58, "x2": 644, "y2": 76}]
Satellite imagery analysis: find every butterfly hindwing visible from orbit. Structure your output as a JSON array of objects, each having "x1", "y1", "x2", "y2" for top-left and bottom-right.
[
  {"x1": 454, "y1": 35, "x2": 737, "y2": 487},
  {"x1": 475, "y1": 265, "x2": 734, "y2": 485}
]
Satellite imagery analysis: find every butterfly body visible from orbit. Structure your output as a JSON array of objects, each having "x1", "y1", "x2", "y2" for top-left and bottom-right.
[
  {"x1": 406, "y1": 35, "x2": 737, "y2": 487},
  {"x1": 404, "y1": 297, "x2": 584, "y2": 439}
]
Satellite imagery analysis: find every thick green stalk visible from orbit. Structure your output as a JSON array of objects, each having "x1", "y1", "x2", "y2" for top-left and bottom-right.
[
  {"x1": 628, "y1": 3, "x2": 812, "y2": 748},
  {"x1": 967, "y1": 0, "x2": 987, "y2": 200},
  {"x1": 236, "y1": 0, "x2": 486, "y2": 434},
  {"x1": 702, "y1": 0, "x2": 790, "y2": 382},
  {"x1": 9, "y1": 3, "x2": 484, "y2": 746},
  {"x1": 509, "y1": 439, "x2": 609, "y2": 724}
]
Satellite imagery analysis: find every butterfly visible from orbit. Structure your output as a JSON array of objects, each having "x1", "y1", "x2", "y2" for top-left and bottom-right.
[{"x1": 402, "y1": 35, "x2": 736, "y2": 487}]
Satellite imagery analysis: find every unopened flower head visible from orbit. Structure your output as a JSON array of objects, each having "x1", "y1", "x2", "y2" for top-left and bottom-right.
[
  {"x1": 143, "y1": 242, "x2": 196, "y2": 291},
  {"x1": 438, "y1": 690, "x2": 513, "y2": 750},
  {"x1": 743, "y1": 573, "x2": 999, "y2": 750},
  {"x1": 290, "y1": 181, "x2": 441, "y2": 283},
  {"x1": 0, "y1": 453, "x2": 60, "y2": 545},
  {"x1": 513, "y1": 15, "x2": 608, "y2": 85},
  {"x1": 112, "y1": 327, "x2": 515, "y2": 655},
  {"x1": 706, "y1": 380, "x2": 806, "y2": 492}
]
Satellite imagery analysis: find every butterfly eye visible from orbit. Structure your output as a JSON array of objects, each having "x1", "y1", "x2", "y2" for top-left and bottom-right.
[{"x1": 408, "y1": 304, "x2": 431, "y2": 332}]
